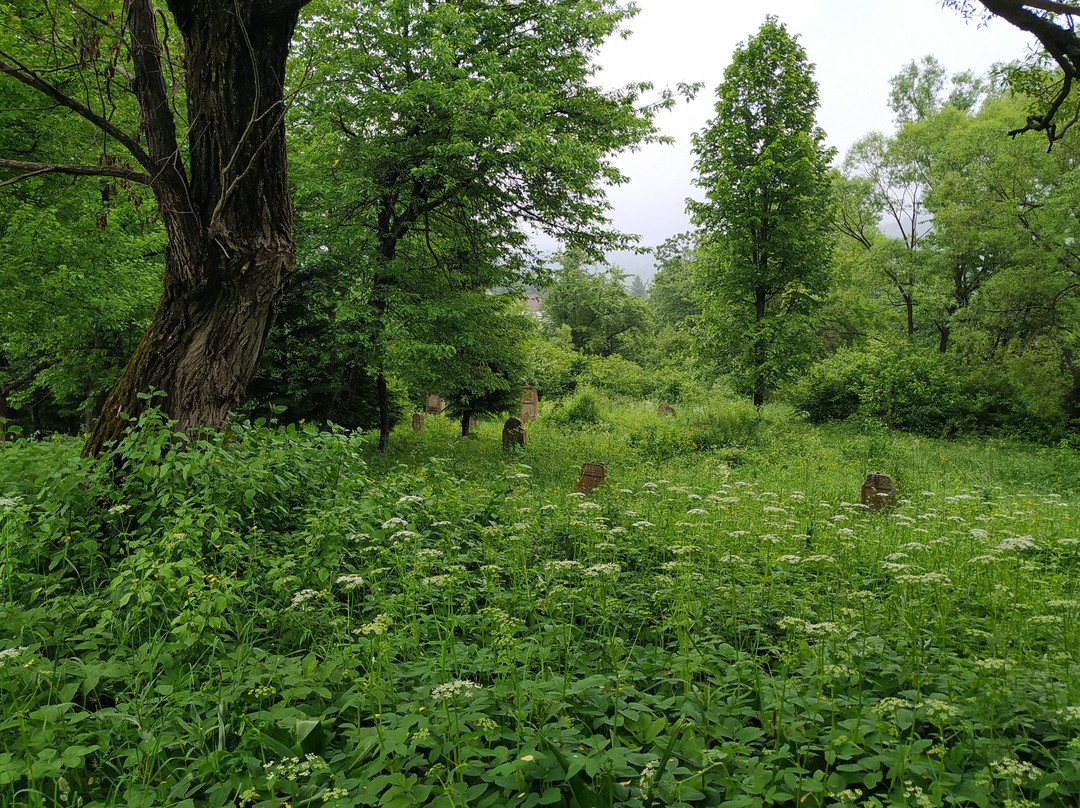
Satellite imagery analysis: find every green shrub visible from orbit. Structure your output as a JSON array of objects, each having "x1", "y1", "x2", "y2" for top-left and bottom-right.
[
  {"x1": 690, "y1": 398, "x2": 763, "y2": 450},
  {"x1": 579, "y1": 355, "x2": 651, "y2": 399},
  {"x1": 560, "y1": 388, "x2": 604, "y2": 425},
  {"x1": 789, "y1": 343, "x2": 1063, "y2": 438}
]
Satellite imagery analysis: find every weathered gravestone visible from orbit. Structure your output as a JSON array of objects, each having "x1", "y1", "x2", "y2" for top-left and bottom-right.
[
  {"x1": 658, "y1": 401, "x2": 676, "y2": 416},
  {"x1": 412, "y1": 412, "x2": 425, "y2": 432},
  {"x1": 425, "y1": 394, "x2": 446, "y2": 415},
  {"x1": 469, "y1": 414, "x2": 480, "y2": 433},
  {"x1": 502, "y1": 417, "x2": 526, "y2": 449},
  {"x1": 860, "y1": 472, "x2": 897, "y2": 512},
  {"x1": 520, "y1": 386, "x2": 539, "y2": 422},
  {"x1": 576, "y1": 462, "x2": 607, "y2": 494}
]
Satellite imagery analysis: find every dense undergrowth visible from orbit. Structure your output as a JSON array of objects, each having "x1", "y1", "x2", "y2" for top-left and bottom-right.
[{"x1": 1, "y1": 400, "x2": 1079, "y2": 807}]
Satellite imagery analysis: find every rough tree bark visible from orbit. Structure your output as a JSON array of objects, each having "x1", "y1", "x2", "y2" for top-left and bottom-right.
[
  {"x1": 82, "y1": 1, "x2": 306, "y2": 456},
  {"x1": 0, "y1": 0, "x2": 309, "y2": 457}
]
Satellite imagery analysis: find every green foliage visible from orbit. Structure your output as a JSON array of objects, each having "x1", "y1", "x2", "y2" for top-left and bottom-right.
[
  {"x1": 789, "y1": 343, "x2": 1063, "y2": 439},
  {"x1": 542, "y1": 253, "x2": 653, "y2": 361},
  {"x1": 690, "y1": 17, "x2": 834, "y2": 404},
  {"x1": 3, "y1": 403, "x2": 1080, "y2": 806},
  {"x1": 560, "y1": 388, "x2": 604, "y2": 426}
]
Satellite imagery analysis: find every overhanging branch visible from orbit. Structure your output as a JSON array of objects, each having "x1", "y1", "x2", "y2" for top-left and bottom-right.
[
  {"x1": 0, "y1": 52, "x2": 155, "y2": 173},
  {"x1": 0, "y1": 158, "x2": 151, "y2": 187}
]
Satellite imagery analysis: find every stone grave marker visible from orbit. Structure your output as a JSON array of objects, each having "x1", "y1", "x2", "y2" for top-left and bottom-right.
[
  {"x1": 425, "y1": 394, "x2": 445, "y2": 415},
  {"x1": 412, "y1": 412, "x2": 425, "y2": 432},
  {"x1": 658, "y1": 401, "x2": 676, "y2": 416},
  {"x1": 520, "y1": 385, "x2": 539, "y2": 422},
  {"x1": 576, "y1": 462, "x2": 607, "y2": 494},
  {"x1": 860, "y1": 472, "x2": 897, "y2": 512},
  {"x1": 502, "y1": 416, "x2": 526, "y2": 449}
]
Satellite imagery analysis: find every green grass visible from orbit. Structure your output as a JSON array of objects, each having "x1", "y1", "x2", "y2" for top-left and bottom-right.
[{"x1": 0, "y1": 401, "x2": 1078, "y2": 807}]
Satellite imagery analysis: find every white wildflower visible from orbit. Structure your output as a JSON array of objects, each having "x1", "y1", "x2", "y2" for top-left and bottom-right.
[
  {"x1": 335, "y1": 574, "x2": 364, "y2": 590},
  {"x1": 290, "y1": 589, "x2": 323, "y2": 608},
  {"x1": 431, "y1": 679, "x2": 482, "y2": 701}
]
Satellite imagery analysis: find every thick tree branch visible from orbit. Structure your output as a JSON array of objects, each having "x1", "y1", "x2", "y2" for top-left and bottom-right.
[
  {"x1": 0, "y1": 52, "x2": 154, "y2": 173},
  {"x1": 123, "y1": 0, "x2": 190, "y2": 198},
  {"x1": 975, "y1": 0, "x2": 1080, "y2": 142},
  {"x1": 1022, "y1": 0, "x2": 1080, "y2": 15},
  {"x1": 1, "y1": 358, "x2": 60, "y2": 397},
  {"x1": 254, "y1": 0, "x2": 315, "y2": 11},
  {"x1": 0, "y1": 158, "x2": 151, "y2": 186}
]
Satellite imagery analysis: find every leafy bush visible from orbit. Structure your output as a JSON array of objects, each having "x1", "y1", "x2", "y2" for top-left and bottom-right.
[
  {"x1": 575, "y1": 354, "x2": 650, "y2": 399},
  {"x1": 550, "y1": 388, "x2": 604, "y2": 426},
  {"x1": 789, "y1": 343, "x2": 1064, "y2": 438}
]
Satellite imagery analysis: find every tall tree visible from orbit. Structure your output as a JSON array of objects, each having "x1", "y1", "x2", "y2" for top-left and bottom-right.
[
  {"x1": 289, "y1": 0, "x2": 665, "y2": 450},
  {"x1": 0, "y1": 0, "x2": 309, "y2": 456},
  {"x1": 689, "y1": 17, "x2": 833, "y2": 407}
]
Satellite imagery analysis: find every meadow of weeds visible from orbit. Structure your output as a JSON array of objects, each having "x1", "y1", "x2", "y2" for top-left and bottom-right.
[{"x1": 0, "y1": 399, "x2": 1078, "y2": 808}]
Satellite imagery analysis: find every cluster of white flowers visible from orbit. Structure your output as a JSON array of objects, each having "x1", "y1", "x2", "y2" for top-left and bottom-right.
[
  {"x1": 1047, "y1": 599, "x2": 1080, "y2": 609},
  {"x1": 390, "y1": 529, "x2": 419, "y2": 541},
  {"x1": 381, "y1": 517, "x2": 408, "y2": 530},
  {"x1": 0, "y1": 646, "x2": 28, "y2": 668},
  {"x1": 997, "y1": 535, "x2": 1037, "y2": 552},
  {"x1": 638, "y1": 758, "x2": 660, "y2": 791},
  {"x1": 416, "y1": 548, "x2": 443, "y2": 561},
  {"x1": 320, "y1": 787, "x2": 349, "y2": 802},
  {"x1": 357, "y1": 613, "x2": 392, "y2": 636},
  {"x1": 829, "y1": 788, "x2": 863, "y2": 804},
  {"x1": 545, "y1": 560, "x2": 582, "y2": 572},
  {"x1": 872, "y1": 697, "x2": 911, "y2": 716},
  {"x1": 335, "y1": 574, "x2": 364, "y2": 590},
  {"x1": 584, "y1": 563, "x2": 621, "y2": 577},
  {"x1": 903, "y1": 782, "x2": 934, "y2": 808},
  {"x1": 264, "y1": 753, "x2": 328, "y2": 784},
  {"x1": 421, "y1": 574, "x2": 453, "y2": 586},
  {"x1": 0, "y1": 496, "x2": 23, "y2": 510},
  {"x1": 396, "y1": 495, "x2": 424, "y2": 505},
  {"x1": 290, "y1": 589, "x2": 323, "y2": 609},
  {"x1": 631, "y1": 520, "x2": 655, "y2": 529},
  {"x1": 431, "y1": 679, "x2": 482, "y2": 701},
  {"x1": 686, "y1": 508, "x2": 708, "y2": 516},
  {"x1": 991, "y1": 757, "x2": 1043, "y2": 784},
  {"x1": 974, "y1": 657, "x2": 1014, "y2": 672},
  {"x1": 894, "y1": 572, "x2": 951, "y2": 586},
  {"x1": 918, "y1": 698, "x2": 962, "y2": 724},
  {"x1": 1028, "y1": 614, "x2": 1063, "y2": 626},
  {"x1": 108, "y1": 503, "x2": 131, "y2": 515},
  {"x1": 578, "y1": 501, "x2": 601, "y2": 510},
  {"x1": 1056, "y1": 705, "x2": 1080, "y2": 722}
]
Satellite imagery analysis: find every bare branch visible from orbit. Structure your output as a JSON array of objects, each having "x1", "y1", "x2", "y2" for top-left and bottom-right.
[
  {"x1": 0, "y1": 157, "x2": 151, "y2": 186},
  {"x1": 0, "y1": 51, "x2": 154, "y2": 173}
]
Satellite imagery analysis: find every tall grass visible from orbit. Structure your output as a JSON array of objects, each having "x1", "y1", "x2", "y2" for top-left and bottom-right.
[{"x1": 0, "y1": 402, "x2": 1077, "y2": 807}]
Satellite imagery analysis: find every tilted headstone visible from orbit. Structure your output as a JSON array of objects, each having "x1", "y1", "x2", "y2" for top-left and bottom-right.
[
  {"x1": 860, "y1": 472, "x2": 897, "y2": 512},
  {"x1": 469, "y1": 414, "x2": 480, "y2": 432},
  {"x1": 576, "y1": 462, "x2": 607, "y2": 494},
  {"x1": 412, "y1": 412, "x2": 425, "y2": 432},
  {"x1": 520, "y1": 385, "x2": 539, "y2": 422},
  {"x1": 425, "y1": 394, "x2": 446, "y2": 415},
  {"x1": 658, "y1": 401, "x2": 676, "y2": 416},
  {"x1": 502, "y1": 416, "x2": 526, "y2": 449}
]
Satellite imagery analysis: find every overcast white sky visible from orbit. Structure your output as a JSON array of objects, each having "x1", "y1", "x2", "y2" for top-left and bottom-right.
[{"x1": 584, "y1": 0, "x2": 1039, "y2": 278}]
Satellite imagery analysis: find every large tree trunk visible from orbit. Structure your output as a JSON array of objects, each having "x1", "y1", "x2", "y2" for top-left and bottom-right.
[
  {"x1": 753, "y1": 287, "x2": 767, "y2": 409},
  {"x1": 377, "y1": 370, "x2": 391, "y2": 452},
  {"x1": 84, "y1": 1, "x2": 301, "y2": 456}
]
